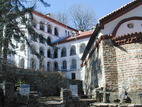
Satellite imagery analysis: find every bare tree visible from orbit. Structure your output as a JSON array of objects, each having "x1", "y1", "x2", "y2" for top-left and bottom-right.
[
  {"x1": 70, "y1": 4, "x2": 96, "y2": 31},
  {"x1": 56, "y1": 12, "x2": 69, "y2": 25},
  {"x1": 49, "y1": 12, "x2": 69, "y2": 25}
]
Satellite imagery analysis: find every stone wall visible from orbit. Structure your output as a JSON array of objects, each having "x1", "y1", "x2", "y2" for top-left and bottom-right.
[
  {"x1": 115, "y1": 43, "x2": 142, "y2": 93},
  {"x1": 102, "y1": 39, "x2": 118, "y2": 91},
  {"x1": 84, "y1": 41, "x2": 103, "y2": 95},
  {"x1": 83, "y1": 37, "x2": 142, "y2": 103}
]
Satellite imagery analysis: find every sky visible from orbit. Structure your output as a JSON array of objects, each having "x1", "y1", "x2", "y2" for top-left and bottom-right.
[{"x1": 35, "y1": 0, "x2": 132, "y2": 21}]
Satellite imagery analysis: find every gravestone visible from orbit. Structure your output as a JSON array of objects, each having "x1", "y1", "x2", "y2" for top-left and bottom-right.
[
  {"x1": 60, "y1": 88, "x2": 72, "y2": 103},
  {"x1": 100, "y1": 87, "x2": 110, "y2": 103},
  {"x1": 0, "y1": 81, "x2": 15, "y2": 103},
  {"x1": 19, "y1": 84, "x2": 30, "y2": 104},
  {"x1": 20, "y1": 84, "x2": 30, "y2": 96},
  {"x1": 69, "y1": 85, "x2": 78, "y2": 97}
]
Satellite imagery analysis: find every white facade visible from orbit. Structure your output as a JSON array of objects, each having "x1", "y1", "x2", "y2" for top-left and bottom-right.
[
  {"x1": 8, "y1": 11, "x2": 91, "y2": 80},
  {"x1": 99, "y1": 5, "x2": 142, "y2": 36}
]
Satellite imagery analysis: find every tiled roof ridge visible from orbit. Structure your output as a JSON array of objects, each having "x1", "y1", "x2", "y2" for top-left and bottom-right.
[
  {"x1": 32, "y1": 11, "x2": 78, "y2": 31},
  {"x1": 112, "y1": 32, "x2": 142, "y2": 40},
  {"x1": 99, "y1": 0, "x2": 141, "y2": 23},
  {"x1": 81, "y1": 31, "x2": 142, "y2": 66},
  {"x1": 112, "y1": 32, "x2": 142, "y2": 46},
  {"x1": 59, "y1": 30, "x2": 92, "y2": 41}
]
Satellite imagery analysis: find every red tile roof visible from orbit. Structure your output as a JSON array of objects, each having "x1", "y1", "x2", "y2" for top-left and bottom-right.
[
  {"x1": 32, "y1": 11, "x2": 77, "y2": 31},
  {"x1": 57, "y1": 30, "x2": 93, "y2": 44},
  {"x1": 99, "y1": 0, "x2": 142, "y2": 26}
]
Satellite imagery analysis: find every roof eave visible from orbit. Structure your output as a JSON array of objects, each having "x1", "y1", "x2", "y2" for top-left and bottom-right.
[{"x1": 81, "y1": 24, "x2": 102, "y2": 61}]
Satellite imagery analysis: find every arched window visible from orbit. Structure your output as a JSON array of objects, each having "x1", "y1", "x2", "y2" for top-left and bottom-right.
[
  {"x1": 61, "y1": 47, "x2": 66, "y2": 57},
  {"x1": 47, "y1": 49, "x2": 51, "y2": 58},
  {"x1": 47, "y1": 37, "x2": 51, "y2": 45},
  {"x1": 70, "y1": 45, "x2": 76, "y2": 55},
  {"x1": 19, "y1": 58, "x2": 25, "y2": 68},
  {"x1": 47, "y1": 62, "x2": 50, "y2": 71},
  {"x1": 54, "y1": 62, "x2": 58, "y2": 71},
  {"x1": 65, "y1": 30, "x2": 67, "y2": 36},
  {"x1": 54, "y1": 27, "x2": 58, "y2": 36},
  {"x1": 40, "y1": 21, "x2": 44, "y2": 31},
  {"x1": 54, "y1": 48, "x2": 58, "y2": 58},
  {"x1": 30, "y1": 45, "x2": 36, "y2": 54},
  {"x1": 62, "y1": 60, "x2": 67, "y2": 70},
  {"x1": 40, "y1": 47, "x2": 44, "y2": 57},
  {"x1": 80, "y1": 43, "x2": 86, "y2": 53},
  {"x1": 47, "y1": 25, "x2": 52, "y2": 33},
  {"x1": 30, "y1": 58, "x2": 36, "y2": 70},
  {"x1": 68, "y1": 31, "x2": 70, "y2": 36},
  {"x1": 70, "y1": 59, "x2": 77, "y2": 70},
  {"x1": 31, "y1": 34, "x2": 36, "y2": 41},
  {"x1": 39, "y1": 59, "x2": 44, "y2": 71},
  {"x1": 39, "y1": 34, "x2": 44, "y2": 44}
]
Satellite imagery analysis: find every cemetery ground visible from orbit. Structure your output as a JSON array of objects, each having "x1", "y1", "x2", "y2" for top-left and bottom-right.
[{"x1": 0, "y1": 64, "x2": 95, "y2": 107}]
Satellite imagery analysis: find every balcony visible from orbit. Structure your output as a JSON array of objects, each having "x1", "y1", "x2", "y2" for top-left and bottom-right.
[
  {"x1": 70, "y1": 65, "x2": 77, "y2": 71},
  {"x1": 61, "y1": 67, "x2": 67, "y2": 71}
]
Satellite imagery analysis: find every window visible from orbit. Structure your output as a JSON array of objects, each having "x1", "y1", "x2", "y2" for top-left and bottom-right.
[
  {"x1": 39, "y1": 59, "x2": 44, "y2": 70},
  {"x1": 31, "y1": 34, "x2": 37, "y2": 42},
  {"x1": 65, "y1": 30, "x2": 67, "y2": 36},
  {"x1": 30, "y1": 58, "x2": 36, "y2": 70},
  {"x1": 70, "y1": 59, "x2": 77, "y2": 70},
  {"x1": 70, "y1": 45, "x2": 76, "y2": 55},
  {"x1": 68, "y1": 31, "x2": 70, "y2": 36},
  {"x1": 80, "y1": 43, "x2": 86, "y2": 53},
  {"x1": 19, "y1": 58, "x2": 25, "y2": 68},
  {"x1": 54, "y1": 27, "x2": 58, "y2": 36},
  {"x1": 39, "y1": 35, "x2": 44, "y2": 44},
  {"x1": 127, "y1": 22, "x2": 134, "y2": 28},
  {"x1": 62, "y1": 60, "x2": 67, "y2": 70},
  {"x1": 30, "y1": 45, "x2": 36, "y2": 54},
  {"x1": 47, "y1": 37, "x2": 51, "y2": 45},
  {"x1": 40, "y1": 47, "x2": 44, "y2": 57},
  {"x1": 47, "y1": 25, "x2": 52, "y2": 33},
  {"x1": 40, "y1": 22, "x2": 44, "y2": 31},
  {"x1": 47, "y1": 62, "x2": 50, "y2": 71},
  {"x1": 54, "y1": 48, "x2": 58, "y2": 58},
  {"x1": 61, "y1": 47, "x2": 66, "y2": 57},
  {"x1": 47, "y1": 49, "x2": 51, "y2": 58},
  {"x1": 54, "y1": 62, "x2": 58, "y2": 71},
  {"x1": 71, "y1": 73, "x2": 76, "y2": 80}
]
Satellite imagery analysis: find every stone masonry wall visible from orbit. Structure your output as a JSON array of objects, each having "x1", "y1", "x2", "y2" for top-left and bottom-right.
[
  {"x1": 115, "y1": 43, "x2": 142, "y2": 93},
  {"x1": 102, "y1": 39, "x2": 118, "y2": 91},
  {"x1": 84, "y1": 41, "x2": 103, "y2": 94}
]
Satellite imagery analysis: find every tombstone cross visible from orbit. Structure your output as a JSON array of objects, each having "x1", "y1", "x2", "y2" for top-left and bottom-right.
[{"x1": 100, "y1": 87, "x2": 110, "y2": 103}]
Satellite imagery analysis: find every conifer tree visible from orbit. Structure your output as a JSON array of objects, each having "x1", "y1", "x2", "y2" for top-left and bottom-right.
[
  {"x1": 0, "y1": 0, "x2": 49, "y2": 76},
  {"x1": 0, "y1": 0, "x2": 49, "y2": 60}
]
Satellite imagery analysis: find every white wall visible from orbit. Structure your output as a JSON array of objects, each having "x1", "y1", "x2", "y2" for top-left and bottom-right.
[
  {"x1": 7, "y1": 12, "x2": 90, "y2": 81},
  {"x1": 115, "y1": 20, "x2": 142, "y2": 37},
  {"x1": 100, "y1": 5, "x2": 142, "y2": 35}
]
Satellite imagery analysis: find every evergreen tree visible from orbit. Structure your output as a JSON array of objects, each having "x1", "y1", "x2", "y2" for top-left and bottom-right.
[
  {"x1": 0, "y1": 0, "x2": 49, "y2": 76},
  {"x1": 0, "y1": 0, "x2": 49, "y2": 60}
]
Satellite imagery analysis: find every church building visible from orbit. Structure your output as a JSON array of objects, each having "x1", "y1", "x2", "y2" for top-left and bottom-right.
[{"x1": 81, "y1": 0, "x2": 142, "y2": 104}]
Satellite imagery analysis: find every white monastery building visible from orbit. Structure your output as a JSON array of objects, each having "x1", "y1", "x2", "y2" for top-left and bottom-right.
[{"x1": 8, "y1": 11, "x2": 92, "y2": 80}]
